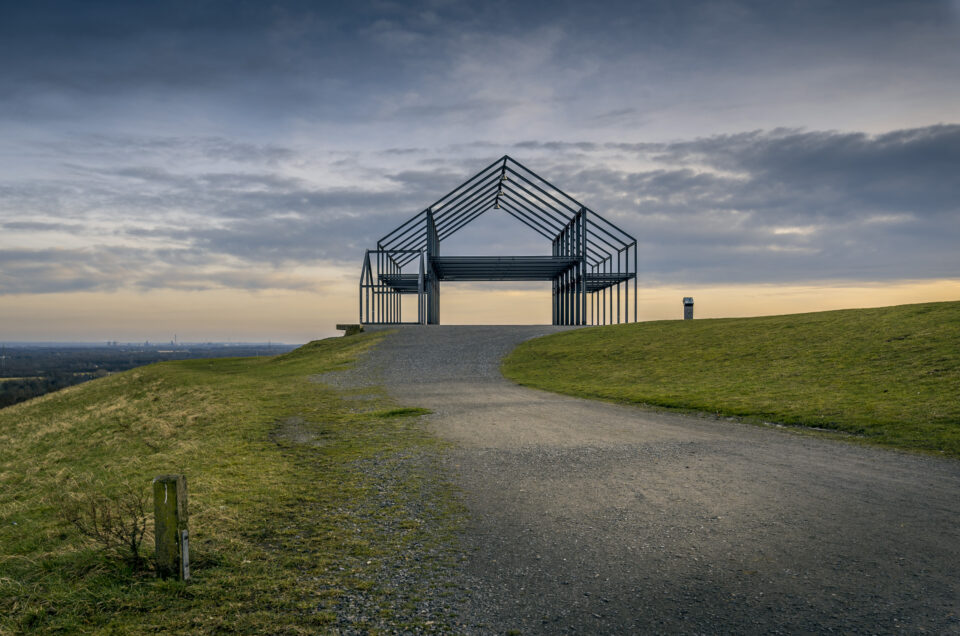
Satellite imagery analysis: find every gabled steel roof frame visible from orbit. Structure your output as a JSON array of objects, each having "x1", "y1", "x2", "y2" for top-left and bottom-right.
[{"x1": 360, "y1": 155, "x2": 637, "y2": 325}]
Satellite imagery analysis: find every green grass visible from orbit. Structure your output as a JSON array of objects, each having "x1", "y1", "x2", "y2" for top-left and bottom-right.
[
  {"x1": 503, "y1": 301, "x2": 960, "y2": 457},
  {"x1": 0, "y1": 333, "x2": 463, "y2": 633}
]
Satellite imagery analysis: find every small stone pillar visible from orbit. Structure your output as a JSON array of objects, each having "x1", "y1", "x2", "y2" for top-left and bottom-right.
[
  {"x1": 153, "y1": 474, "x2": 189, "y2": 580},
  {"x1": 683, "y1": 297, "x2": 694, "y2": 320}
]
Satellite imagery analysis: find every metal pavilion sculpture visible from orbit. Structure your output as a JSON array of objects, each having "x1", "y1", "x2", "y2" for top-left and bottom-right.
[{"x1": 359, "y1": 155, "x2": 637, "y2": 325}]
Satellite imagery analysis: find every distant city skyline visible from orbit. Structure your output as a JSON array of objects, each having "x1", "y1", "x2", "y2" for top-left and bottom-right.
[{"x1": 1, "y1": 1, "x2": 958, "y2": 341}]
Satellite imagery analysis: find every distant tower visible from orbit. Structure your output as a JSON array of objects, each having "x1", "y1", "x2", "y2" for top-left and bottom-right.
[{"x1": 683, "y1": 297, "x2": 694, "y2": 320}]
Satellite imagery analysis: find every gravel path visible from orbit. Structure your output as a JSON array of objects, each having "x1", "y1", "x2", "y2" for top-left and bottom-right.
[{"x1": 351, "y1": 325, "x2": 960, "y2": 634}]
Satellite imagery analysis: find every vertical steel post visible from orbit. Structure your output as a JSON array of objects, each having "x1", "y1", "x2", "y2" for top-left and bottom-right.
[
  {"x1": 608, "y1": 256, "x2": 613, "y2": 324},
  {"x1": 573, "y1": 212, "x2": 583, "y2": 325},
  {"x1": 571, "y1": 214, "x2": 576, "y2": 325},
  {"x1": 624, "y1": 243, "x2": 629, "y2": 325},
  {"x1": 359, "y1": 250, "x2": 366, "y2": 323},
  {"x1": 365, "y1": 251, "x2": 372, "y2": 324},
  {"x1": 560, "y1": 229, "x2": 565, "y2": 325},
  {"x1": 575, "y1": 211, "x2": 580, "y2": 325},
  {"x1": 617, "y1": 250, "x2": 623, "y2": 325},
  {"x1": 602, "y1": 257, "x2": 607, "y2": 325},
  {"x1": 567, "y1": 224, "x2": 572, "y2": 324},
  {"x1": 425, "y1": 210, "x2": 438, "y2": 325},
  {"x1": 633, "y1": 243, "x2": 638, "y2": 323},
  {"x1": 417, "y1": 252, "x2": 424, "y2": 324},
  {"x1": 573, "y1": 213, "x2": 578, "y2": 325},
  {"x1": 581, "y1": 210, "x2": 588, "y2": 325},
  {"x1": 568, "y1": 227, "x2": 572, "y2": 326},
  {"x1": 552, "y1": 238, "x2": 557, "y2": 324}
]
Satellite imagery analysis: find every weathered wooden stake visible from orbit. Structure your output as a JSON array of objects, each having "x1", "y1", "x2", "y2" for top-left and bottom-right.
[{"x1": 153, "y1": 474, "x2": 189, "y2": 580}]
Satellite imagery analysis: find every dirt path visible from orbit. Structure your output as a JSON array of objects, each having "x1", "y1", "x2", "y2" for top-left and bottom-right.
[{"x1": 357, "y1": 326, "x2": 960, "y2": 634}]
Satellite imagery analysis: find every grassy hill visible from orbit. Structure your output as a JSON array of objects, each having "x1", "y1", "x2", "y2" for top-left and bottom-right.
[
  {"x1": 503, "y1": 301, "x2": 960, "y2": 457},
  {"x1": 0, "y1": 333, "x2": 462, "y2": 633}
]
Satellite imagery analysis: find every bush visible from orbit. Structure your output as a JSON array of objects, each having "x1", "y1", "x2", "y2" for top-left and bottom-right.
[{"x1": 58, "y1": 477, "x2": 151, "y2": 571}]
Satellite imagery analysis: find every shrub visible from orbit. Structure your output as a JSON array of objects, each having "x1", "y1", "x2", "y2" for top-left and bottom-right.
[{"x1": 58, "y1": 476, "x2": 151, "y2": 571}]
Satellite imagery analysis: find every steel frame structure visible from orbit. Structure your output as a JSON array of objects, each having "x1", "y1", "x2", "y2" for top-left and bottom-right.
[{"x1": 359, "y1": 155, "x2": 637, "y2": 325}]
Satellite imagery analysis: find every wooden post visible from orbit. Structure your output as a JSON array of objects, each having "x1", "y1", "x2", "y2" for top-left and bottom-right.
[{"x1": 153, "y1": 474, "x2": 189, "y2": 580}]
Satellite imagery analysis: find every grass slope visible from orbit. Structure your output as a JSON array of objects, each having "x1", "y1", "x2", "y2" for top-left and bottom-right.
[
  {"x1": 503, "y1": 301, "x2": 960, "y2": 457},
  {"x1": 0, "y1": 333, "x2": 463, "y2": 634}
]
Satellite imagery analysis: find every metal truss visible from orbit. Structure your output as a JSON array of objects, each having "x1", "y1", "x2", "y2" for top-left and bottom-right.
[{"x1": 359, "y1": 155, "x2": 637, "y2": 325}]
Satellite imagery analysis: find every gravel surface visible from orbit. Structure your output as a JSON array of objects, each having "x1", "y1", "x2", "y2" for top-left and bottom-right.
[
  {"x1": 328, "y1": 446, "x2": 467, "y2": 634},
  {"x1": 341, "y1": 325, "x2": 960, "y2": 634}
]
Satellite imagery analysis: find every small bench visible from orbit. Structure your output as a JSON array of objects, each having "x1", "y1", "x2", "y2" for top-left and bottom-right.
[{"x1": 335, "y1": 324, "x2": 364, "y2": 336}]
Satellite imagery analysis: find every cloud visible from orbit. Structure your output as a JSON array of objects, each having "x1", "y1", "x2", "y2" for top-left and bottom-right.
[
  {"x1": 0, "y1": 247, "x2": 154, "y2": 294},
  {"x1": 2, "y1": 221, "x2": 86, "y2": 232},
  {"x1": 3, "y1": 0, "x2": 959, "y2": 139},
  {"x1": 0, "y1": 247, "x2": 320, "y2": 295},
  {"x1": 49, "y1": 134, "x2": 299, "y2": 165},
  {"x1": 1, "y1": 122, "x2": 958, "y2": 293},
  {"x1": 643, "y1": 125, "x2": 960, "y2": 212},
  {"x1": 527, "y1": 126, "x2": 960, "y2": 283}
]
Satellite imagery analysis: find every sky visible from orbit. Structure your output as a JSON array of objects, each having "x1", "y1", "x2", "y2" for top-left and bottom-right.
[{"x1": 1, "y1": 0, "x2": 958, "y2": 342}]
